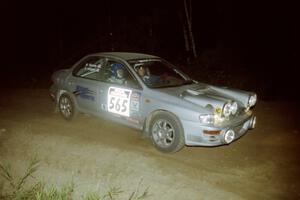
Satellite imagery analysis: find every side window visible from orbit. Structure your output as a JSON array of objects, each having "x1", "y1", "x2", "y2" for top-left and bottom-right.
[
  {"x1": 106, "y1": 60, "x2": 141, "y2": 89},
  {"x1": 73, "y1": 56, "x2": 110, "y2": 81}
]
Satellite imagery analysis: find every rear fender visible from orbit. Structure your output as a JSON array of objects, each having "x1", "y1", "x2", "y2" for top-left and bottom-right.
[{"x1": 56, "y1": 90, "x2": 79, "y2": 111}]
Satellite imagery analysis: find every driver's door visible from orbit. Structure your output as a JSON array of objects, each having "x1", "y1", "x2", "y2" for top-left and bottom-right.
[{"x1": 97, "y1": 59, "x2": 144, "y2": 129}]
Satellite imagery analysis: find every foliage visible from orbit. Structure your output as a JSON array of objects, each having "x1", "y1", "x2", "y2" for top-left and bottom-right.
[
  {"x1": 0, "y1": 155, "x2": 40, "y2": 199},
  {"x1": 0, "y1": 158, "x2": 149, "y2": 200}
]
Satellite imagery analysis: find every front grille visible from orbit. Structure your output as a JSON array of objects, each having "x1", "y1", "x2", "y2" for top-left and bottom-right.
[{"x1": 216, "y1": 111, "x2": 252, "y2": 128}]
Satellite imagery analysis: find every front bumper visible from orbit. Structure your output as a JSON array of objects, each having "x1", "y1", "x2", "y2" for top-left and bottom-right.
[{"x1": 182, "y1": 113, "x2": 256, "y2": 146}]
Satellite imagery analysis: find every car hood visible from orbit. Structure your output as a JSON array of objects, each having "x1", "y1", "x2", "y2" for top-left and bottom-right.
[{"x1": 157, "y1": 83, "x2": 251, "y2": 110}]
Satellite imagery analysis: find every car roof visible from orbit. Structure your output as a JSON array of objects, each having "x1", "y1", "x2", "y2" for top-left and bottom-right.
[{"x1": 89, "y1": 52, "x2": 159, "y2": 61}]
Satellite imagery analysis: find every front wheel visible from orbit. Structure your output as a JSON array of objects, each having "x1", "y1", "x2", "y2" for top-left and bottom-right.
[
  {"x1": 150, "y1": 112, "x2": 185, "y2": 153},
  {"x1": 58, "y1": 93, "x2": 77, "y2": 120}
]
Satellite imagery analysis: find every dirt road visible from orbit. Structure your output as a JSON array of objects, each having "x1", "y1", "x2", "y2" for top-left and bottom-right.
[{"x1": 0, "y1": 89, "x2": 299, "y2": 199}]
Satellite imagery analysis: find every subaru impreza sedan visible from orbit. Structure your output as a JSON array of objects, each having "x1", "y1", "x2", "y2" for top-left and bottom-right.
[{"x1": 50, "y1": 52, "x2": 257, "y2": 153}]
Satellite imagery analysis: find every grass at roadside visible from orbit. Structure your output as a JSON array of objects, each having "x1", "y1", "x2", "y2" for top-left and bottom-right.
[{"x1": 0, "y1": 157, "x2": 149, "y2": 200}]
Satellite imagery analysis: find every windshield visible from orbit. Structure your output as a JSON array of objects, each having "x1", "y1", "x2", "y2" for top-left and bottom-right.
[{"x1": 128, "y1": 59, "x2": 193, "y2": 88}]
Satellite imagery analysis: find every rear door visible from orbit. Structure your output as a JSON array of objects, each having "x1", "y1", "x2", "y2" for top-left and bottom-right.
[{"x1": 70, "y1": 56, "x2": 109, "y2": 113}]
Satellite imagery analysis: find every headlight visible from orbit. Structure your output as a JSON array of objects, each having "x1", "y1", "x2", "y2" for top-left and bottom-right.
[
  {"x1": 230, "y1": 101, "x2": 238, "y2": 115},
  {"x1": 248, "y1": 94, "x2": 257, "y2": 107},
  {"x1": 223, "y1": 103, "x2": 232, "y2": 117},
  {"x1": 199, "y1": 114, "x2": 215, "y2": 124},
  {"x1": 223, "y1": 101, "x2": 238, "y2": 117}
]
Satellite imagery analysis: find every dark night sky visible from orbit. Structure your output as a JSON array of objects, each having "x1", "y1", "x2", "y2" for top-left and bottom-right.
[
  {"x1": 2, "y1": 1, "x2": 295, "y2": 64},
  {"x1": 1, "y1": 0, "x2": 297, "y2": 98}
]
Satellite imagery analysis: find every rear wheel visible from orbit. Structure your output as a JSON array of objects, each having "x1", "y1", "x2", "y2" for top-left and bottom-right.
[
  {"x1": 150, "y1": 112, "x2": 185, "y2": 153},
  {"x1": 58, "y1": 93, "x2": 77, "y2": 120}
]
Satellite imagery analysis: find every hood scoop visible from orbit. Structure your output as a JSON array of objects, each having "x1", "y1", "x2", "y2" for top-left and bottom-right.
[
  {"x1": 186, "y1": 89, "x2": 203, "y2": 95},
  {"x1": 185, "y1": 84, "x2": 209, "y2": 96},
  {"x1": 180, "y1": 84, "x2": 229, "y2": 109}
]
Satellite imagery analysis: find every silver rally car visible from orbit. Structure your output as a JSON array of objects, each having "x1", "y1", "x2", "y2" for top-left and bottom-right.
[{"x1": 50, "y1": 52, "x2": 257, "y2": 153}]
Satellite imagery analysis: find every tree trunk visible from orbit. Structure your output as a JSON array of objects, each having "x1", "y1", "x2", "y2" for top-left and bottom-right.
[
  {"x1": 178, "y1": 11, "x2": 190, "y2": 63},
  {"x1": 182, "y1": 21, "x2": 190, "y2": 53},
  {"x1": 183, "y1": 0, "x2": 197, "y2": 59}
]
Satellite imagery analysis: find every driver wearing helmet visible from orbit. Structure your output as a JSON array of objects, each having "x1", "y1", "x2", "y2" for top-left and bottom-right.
[
  {"x1": 136, "y1": 65, "x2": 160, "y2": 86},
  {"x1": 108, "y1": 63, "x2": 126, "y2": 84}
]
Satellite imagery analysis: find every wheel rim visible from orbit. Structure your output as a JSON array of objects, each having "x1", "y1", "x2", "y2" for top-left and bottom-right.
[
  {"x1": 59, "y1": 96, "x2": 72, "y2": 118},
  {"x1": 152, "y1": 119, "x2": 175, "y2": 148}
]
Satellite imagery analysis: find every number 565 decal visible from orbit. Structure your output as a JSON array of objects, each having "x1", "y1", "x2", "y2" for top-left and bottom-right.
[{"x1": 107, "y1": 87, "x2": 132, "y2": 117}]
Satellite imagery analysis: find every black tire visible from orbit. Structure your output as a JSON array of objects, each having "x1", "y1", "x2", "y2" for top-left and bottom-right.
[
  {"x1": 150, "y1": 111, "x2": 185, "y2": 153},
  {"x1": 58, "y1": 93, "x2": 77, "y2": 120}
]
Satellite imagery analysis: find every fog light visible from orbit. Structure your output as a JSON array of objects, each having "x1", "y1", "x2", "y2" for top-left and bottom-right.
[
  {"x1": 224, "y1": 129, "x2": 235, "y2": 144},
  {"x1": 250, "y1": 116, "x2": 256, "y2": 129}
]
